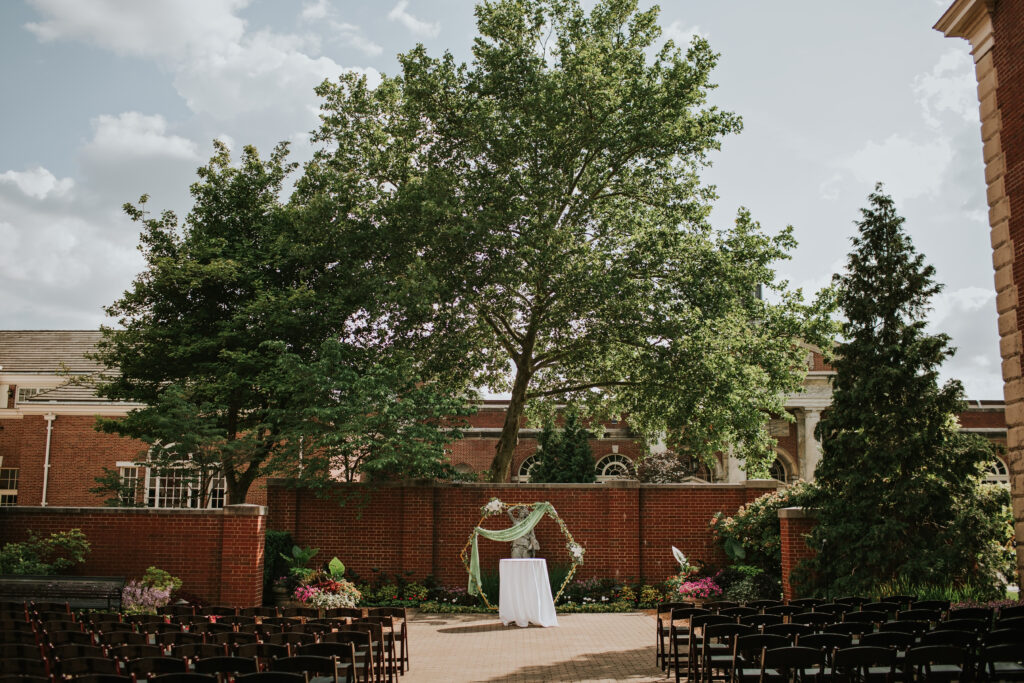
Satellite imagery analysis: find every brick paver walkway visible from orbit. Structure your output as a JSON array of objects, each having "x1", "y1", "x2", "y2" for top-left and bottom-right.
[{"x1": 406, "y1": 611, "x2": 664, "y2": 682}]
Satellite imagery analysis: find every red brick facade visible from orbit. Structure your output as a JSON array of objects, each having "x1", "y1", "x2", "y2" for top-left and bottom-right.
[
  {"x1": 778, "y1": 508, "x2": 817, "y2": 601},
  {"x1": 0, "y1": 505, "x2": 265, "y2": 607},
  {"x1": 266, "y1": 480, "x2": 779, "y2": 586}
]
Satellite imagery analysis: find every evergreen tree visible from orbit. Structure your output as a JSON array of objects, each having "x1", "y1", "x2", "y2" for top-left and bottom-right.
[
  {"x1": 531, "y1": 411, "x2": 597, "y2": 483},
  {"x1": 804, "y1": 184, "x2": 1000, "y2": 596}
]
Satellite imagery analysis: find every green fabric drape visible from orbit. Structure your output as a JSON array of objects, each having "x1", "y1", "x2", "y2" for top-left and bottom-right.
[{"x1": 467, "y1": 502, "x2": 554, "y2": 596}]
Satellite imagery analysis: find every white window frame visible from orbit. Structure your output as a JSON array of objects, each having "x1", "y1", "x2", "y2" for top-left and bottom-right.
[
  {"x1": 0, "y1": 467, "x2": 18, "y2": 506},
  {"x1": 15, "y1": 387, "x2": 43, "y2": 405},
  {"x1": 515, "y1": 454, "x2": 540, "y2": 483},
  {"x1": 983, "y1": 455, "x2": 1010, "y2": 486},
  {"x1": 595, "y1": 454, "x2": 634, "y2": 482},
  {"x1": 117, "y1": 459, "x2": 226, "y2": 509}
]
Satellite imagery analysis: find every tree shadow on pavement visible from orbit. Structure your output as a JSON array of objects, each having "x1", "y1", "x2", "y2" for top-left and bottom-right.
[{"x1": 476, "y1": 645, "x2": 662, "y2": 682}]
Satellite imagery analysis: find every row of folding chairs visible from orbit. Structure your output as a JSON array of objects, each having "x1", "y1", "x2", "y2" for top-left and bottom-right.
[
  {"x1": 725, "y1": 642, "x2": 1024, "y2": 683},
  {"x1": 695, "y1": 624, "x2": 1024, "y2": 682},
  {"x1": 3, "y1": 624, "x2": 399, "y2": 683},
  {"x1": 1, "y1": 602, "x2": 408, "y2": 683},
  {"x1": 663, "y1": 604, "x2": 1024, "y2": 683},
  {"x1": 0, "y1": 655, "x2": 353, "y2": 683},
  {"x1": 2, "y1": 644, "x2": 378, "y2": 683},
  {"x1": 656, "y1": 599, "x2": 1024, "y2": 673}
]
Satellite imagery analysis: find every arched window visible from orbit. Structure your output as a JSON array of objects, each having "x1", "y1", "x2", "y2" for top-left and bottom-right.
[
  {"x1": 983, "y1": 456, "x2": 1009, "y2": 486},
  {"x1": 515, "y1": 455, "x2": 540, "y2": 483},
  {"x1": 770, "y1": 457, "x2": 789, "y2": 484},
  {"x1": 595, "y1": 454, "x2": 634, "y2": 482}
]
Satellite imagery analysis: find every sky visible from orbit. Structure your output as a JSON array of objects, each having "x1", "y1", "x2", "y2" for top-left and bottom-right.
[{"x1": 0, "y1": 0, "x2": 1001, "y2": 398}]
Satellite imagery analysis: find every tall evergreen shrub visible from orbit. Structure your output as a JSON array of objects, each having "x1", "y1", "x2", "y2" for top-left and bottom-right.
[
  {"x1": 531, "y1": 411, "x2": 596, "y2": 483},
  {"x1": 803, "y1": 185, "x2": 1002, "y2": 596}
]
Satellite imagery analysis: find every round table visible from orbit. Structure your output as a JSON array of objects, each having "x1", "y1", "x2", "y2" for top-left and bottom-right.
[{"x1": 499, "y1": 558, "x2": 559, "y2": 627}]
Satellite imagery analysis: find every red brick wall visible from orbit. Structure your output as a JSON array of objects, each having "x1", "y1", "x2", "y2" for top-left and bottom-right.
[
  {"x1": 958, "y1": 407, "x2": 1008, "y2": 430},
  {"x1": 994, "y1": 5, "x2": 1024, "y2": 350},
  {"x1": 779, "y1": 508, "x2": 817, "y2": 601},
  {"x1": 0, "y1": 414, "x2": 144, "y2": 507},
  {"x1": 0, "y1": 412, "x2": 270, "y2": 507},
  {"x1": 0, "y1": 505, "x2": 265, "y2": 607},
  {"x1": 266, "y1": 480, "x2": 778, "y2": 587},
  {"x1": 992, "y1": 0, "x2": 1024, "y2": 588}
]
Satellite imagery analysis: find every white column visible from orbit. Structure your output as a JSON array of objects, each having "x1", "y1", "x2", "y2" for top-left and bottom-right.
[
  {"x1": 724, "y1": 449, "x2": 747, "y2": 483},
  {"x1": 801, "y1": 409, "x2": 822, "y2": 481}
]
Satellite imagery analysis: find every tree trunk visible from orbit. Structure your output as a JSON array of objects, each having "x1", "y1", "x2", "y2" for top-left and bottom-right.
[{"x1": 489, "y1": 365, "x2": 532, "y2": 482}]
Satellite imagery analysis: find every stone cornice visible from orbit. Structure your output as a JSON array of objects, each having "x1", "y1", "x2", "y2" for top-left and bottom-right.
[{"x1": 934, "y1": 0, "x2": 995, "y2": 60}]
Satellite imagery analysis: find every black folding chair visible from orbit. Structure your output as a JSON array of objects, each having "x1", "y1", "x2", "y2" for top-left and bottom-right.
[
  {"x1": 980, "y1": 643, "x2": 1024, "y2": 681},
  {"x1": 759, "y1": 645, "x2": 826, "y2": 683},
  {"x1": 904, "y1": 644, "x2": 966, "y2": 683},
  {"x1": 831, "y1": 645, "x2": 897, "y2": 683},
  {"x1": 731, "y1": 634, "x2": 788, "y2": 683}
]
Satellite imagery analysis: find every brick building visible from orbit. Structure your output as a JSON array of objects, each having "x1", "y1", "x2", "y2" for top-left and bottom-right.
[
  {"x1": 935, "y1": 0, "x2": 1024, "y2": 585},
  {"x1": 0, "y1": 329, "x2": 1010, "y2": 509}
]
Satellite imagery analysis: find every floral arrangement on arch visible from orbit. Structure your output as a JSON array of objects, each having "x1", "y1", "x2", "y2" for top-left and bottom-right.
[
  {"x1": 462, "y1": 497, "x2": 585, "y2": 610},
  {"x1": 293, "y1": 557, "x2": 361, "y2": 610}
]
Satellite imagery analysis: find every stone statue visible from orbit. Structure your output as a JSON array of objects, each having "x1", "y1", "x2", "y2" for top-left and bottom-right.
[{"x1": 508, "y1": 506, "x2": 540, "y2": 558}]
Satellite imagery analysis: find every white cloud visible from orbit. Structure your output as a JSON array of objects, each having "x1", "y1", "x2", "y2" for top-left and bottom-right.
[
  {"x1": 25, "y1": 0, "x2": 247, "y2": 60},
  {"x1": 662, "y1": 21, "x2": 706, "y2": 47},
  {"x1": 83, "y1": 112, "x2": 200, "y2": 161},
  {"x1": 172, "y1": 31, "x2": 380, "y2": 120},
  {"x1": 836, "y1": 134, "x2": 954, "y2": 202},
  {"x1": 300, "y1": 0, "x2": 330, "y2": 22},
  {"x1": 914, "y1": 50, "x2": 977, "y2": 129},
  {"x1": 0, "y1": 167, "x2": 74, "y2": 200},
  {"x1": 24, "y1": 0, "x2": 377, "y2": 125},
  {"x1": 331, "y1": 22, "x2": 384, "y2": 56},
  {"x1": 930, "y1": 286, "x2": 995, "y2": 327},
  {"x1": 387, "y1": 0, "x2": 440, "y2": 39}
]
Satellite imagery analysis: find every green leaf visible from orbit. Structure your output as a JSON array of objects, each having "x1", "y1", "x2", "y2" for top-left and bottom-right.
[{"x1": 328, "y1": 557, "x2": 345, "y2": 579}]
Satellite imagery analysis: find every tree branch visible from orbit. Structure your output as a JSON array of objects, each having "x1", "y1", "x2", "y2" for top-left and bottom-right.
[
  {"x1": 526, "y1": 380, "x2": 639, "y2": 398},
  {"x1": 478, "y1": 308, "x2": 522, "y2": 360}
]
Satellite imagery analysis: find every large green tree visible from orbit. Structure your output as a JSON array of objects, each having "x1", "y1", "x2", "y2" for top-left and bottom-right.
[
  {"x1": 94, "y1": 142, "x2": 463, "y2": 503},
  {"x1": 804, "y1": 185, "x2": 1003, "y2": 596},
  {"x1": 299, "y1": 0, "x2": 832, "y2": 482}
]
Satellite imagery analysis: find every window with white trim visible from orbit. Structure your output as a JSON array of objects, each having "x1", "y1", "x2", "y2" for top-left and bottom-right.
[
  {"x1": 770, "y1": 457, "x2": 789, "y2": 484},
  {"x1": 147, "y1": 468, "x2": 226, "y2": 509},
  {"x1": 15, "y1": 387, "x2": 43, "y2": 404},
  {"x1": 595, "y1": 454, "x2": 634, "y2": 482},
  {"x1": 515, "y1": 455, "x2": 540, "y2": 483},
  {"x1": 0, "y1": 468, "x2": 18, "y2": 506},
  {"x1": 119, "y1": 461, "x2": 226, "y2": 509},
  {"x1": 117, "y1": 465, "x2": 141, "y2": 505},
  {"x1": 983, "y1": 456, "x2": 1009, "y2": 486}
]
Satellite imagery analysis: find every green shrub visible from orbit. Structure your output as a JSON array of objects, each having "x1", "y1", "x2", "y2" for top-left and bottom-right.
[
  {"x1": 263, "y1": 530, "x2": 293, "y2": 600},
  {"x1": 477, "y1": 569, "x2": 500, "y2": 606},
  {"x1": 0, "y1": 529, "x2": 91, "y2": 574},
  {"x1": 871, "y1": 578, "x2": 1006, "y2": 604},
  {"x1": 637, "y1": 584, "x2": 664, "y2": 608},
  {"x1": 709, "y1": 482, "x2": 817, "y2": 578}
]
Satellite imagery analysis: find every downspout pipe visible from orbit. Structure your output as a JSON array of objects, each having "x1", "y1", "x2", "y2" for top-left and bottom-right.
[{"x1": 42, "y1": 413, "x2": 55, "y2": 507}]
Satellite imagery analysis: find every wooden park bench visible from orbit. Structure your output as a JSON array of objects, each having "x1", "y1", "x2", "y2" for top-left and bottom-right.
[{"x1": 0, "y1": 575, "x2": 125, "y2": 611}]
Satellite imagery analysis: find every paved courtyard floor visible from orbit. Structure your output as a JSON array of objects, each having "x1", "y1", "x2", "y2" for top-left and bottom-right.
[{"x1": 406, "y1": 611, "x2": 664, "y2": 682}]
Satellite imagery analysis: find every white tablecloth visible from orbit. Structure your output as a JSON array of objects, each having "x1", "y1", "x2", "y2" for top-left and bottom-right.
[{"x1": 499, "y1": 558, "x2": 559, "y2": 628}]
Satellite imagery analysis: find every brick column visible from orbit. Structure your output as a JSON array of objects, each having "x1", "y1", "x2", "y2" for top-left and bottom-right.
[
  {"x1": 778, "y1": 507, "x2": 816, "y2": 601},
  {"x1": 219, "y1": 504, "x2": 266, "y2": 608},
  {"x1": 936, "y1": 0, "x2": 1024, "y2": 587}
]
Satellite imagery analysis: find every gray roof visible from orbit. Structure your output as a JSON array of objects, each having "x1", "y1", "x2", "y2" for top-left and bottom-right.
[{"x1": 0, "y1": 330, "x2": 105, "y2": 374}]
